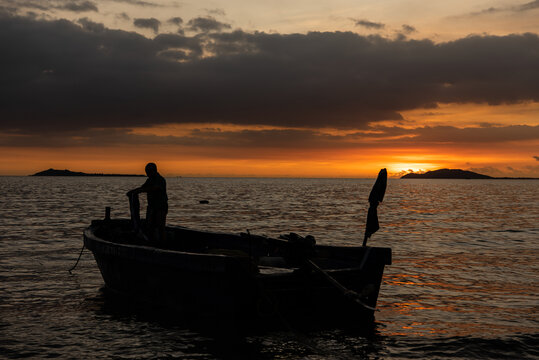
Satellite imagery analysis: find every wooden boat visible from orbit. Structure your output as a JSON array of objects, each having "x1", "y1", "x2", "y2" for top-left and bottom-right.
[{"x1": 83, "y1": 215, "x2": 392, "y2": 329}]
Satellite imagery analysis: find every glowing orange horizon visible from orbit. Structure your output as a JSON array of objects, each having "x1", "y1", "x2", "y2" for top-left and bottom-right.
[{"x1": 1, "y1": 141, "x2": 536, "y2": 178}]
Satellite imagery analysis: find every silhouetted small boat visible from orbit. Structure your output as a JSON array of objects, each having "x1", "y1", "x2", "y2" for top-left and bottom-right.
[{"x1": 84, "y1": 217, "x2": 391, "y2": 329}]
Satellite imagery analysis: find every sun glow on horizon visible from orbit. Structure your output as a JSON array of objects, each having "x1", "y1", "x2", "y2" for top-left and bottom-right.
[
  {"x1": 0, "y1": 139, "x2": 538, "y2": 178},
  {"x1": 387, "y1": 163, "x2": 439, "y2": 178}
]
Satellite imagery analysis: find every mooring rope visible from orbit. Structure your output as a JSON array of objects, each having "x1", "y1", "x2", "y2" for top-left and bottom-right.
[{"x1": 68, "y1": 243, "x2": 85, "y2": 274}]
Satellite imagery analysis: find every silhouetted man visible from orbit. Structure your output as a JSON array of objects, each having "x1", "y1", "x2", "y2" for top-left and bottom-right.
[{"x1": 127, "y1": 162, "x2": 168, "y2": 244}]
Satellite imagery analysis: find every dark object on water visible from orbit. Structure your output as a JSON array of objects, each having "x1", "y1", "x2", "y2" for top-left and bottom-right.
[
  {"x1": 401, "y1": 169, "x2": 493, "y2": 179},
  {"x1": 199, "y1": 200, "x2": 209, "y2": 204},
  {"x1": 83, "y1": 218, "x2": 391, "y2": 329},
  {"x1": 363, "y1": 168, "x2": 387, "y2": 246}
]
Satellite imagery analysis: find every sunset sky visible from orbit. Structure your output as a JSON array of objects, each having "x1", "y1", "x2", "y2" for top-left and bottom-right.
[{"x1": 1, "y1": 0, "x2": 538, "y2": 177}]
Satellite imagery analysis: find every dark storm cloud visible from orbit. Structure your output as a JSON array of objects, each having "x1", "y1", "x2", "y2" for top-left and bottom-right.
[
  {"x1": 58, "y1": 1, "x2": 98, "y2": 12},
  {"x1": 467, "y1": 7, "x2": 501, "y2": 16},
  {"x1": 401, "y1": 24, "x2": 416, "y2": 34},
  {"x1": 205, "y1": 8, "x2": 225, "y2": 16},
  {"x1": 353, "y1": 19, "x2": 385, "y2": 30},
  {"x1": 0, "y1": 0, "x2": 49, "y2": 11},
  {"x1": 153, "y1": 33, "x2": 202, "y2": 56},
  {"x1": 167, "y1": 16, "x2": 184, "y2": 34},
  {"x1": 0, "y1": 0, "x2": 98, "y2": 12},
  {"x1": 167, "y1": 16, "x2": 183, "y2": 25},
  {"x1": 1, "y1": 14, "x2": 539, "y2": 134},
  {"x1": 3, "y1": 124, "x2": 537, "y2": 150},
  {"x1": 108, "y1": 0, "x2": 162, "y2": 7},
  {"x1": 78, "y1": 17, "x2": 105, "y2": 32},
  {"x1": 518, "y1": 0, "x2": 539, "y2": 11},
  {"x1": 116, "y1": 12, "x2": 130, "y2": 20},
  {"x1": 177, "y1": 124, "x2": 539, "y2": 148},
  {"x1": 133, "y1": 17, "x2": 160, "y2": 32},
  {"x1": 0, "y1": 5, "x2": 15, "y2": 15},
  {"x1": 385, "y1": 125, "x2": 539, "y2": 144},
  {"x1": 0, "y1": 127, "x2": 344, "y2": 148},
  {"x1": 187, "y1": 16, "x2": 231, "y2": 32},
  {"x1": 464, "y1": 0, "x2": 539, "y2": 16}
]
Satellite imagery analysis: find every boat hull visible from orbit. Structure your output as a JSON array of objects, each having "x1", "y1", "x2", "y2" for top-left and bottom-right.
[{"x1": 84, "y1": 220, "x2": 391, "y2": 328}]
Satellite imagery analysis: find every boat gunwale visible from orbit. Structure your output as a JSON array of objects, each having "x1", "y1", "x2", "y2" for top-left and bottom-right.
[
  {"x1": 83, "y1": 225, "x2": 257, "y2": 275},
  {"x1": 83, "y1": 224, "x2": 253, "y2": 260},
  {"x1": 84, "y1": 220, "x2": 391, "y2": 273}
]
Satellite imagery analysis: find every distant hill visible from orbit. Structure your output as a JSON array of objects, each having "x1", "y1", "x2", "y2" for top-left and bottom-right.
[
  {"x1": 32, "y1": 168, "x2": 144, "y2": 177},
  {"x1": 401, "y1": 169, "x2": 493, "y2": 179}
]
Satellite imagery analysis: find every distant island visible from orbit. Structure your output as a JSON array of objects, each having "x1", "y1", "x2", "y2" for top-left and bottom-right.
[
  {"x1": 401, "y1": 168, "x2": 537, "y2": 179},
  {"x1": 32, "y1": 169, "x2": 144, "y2": 177},
  {"x1": 401, "y1": 169, "x2": 492, "y2": 179}
]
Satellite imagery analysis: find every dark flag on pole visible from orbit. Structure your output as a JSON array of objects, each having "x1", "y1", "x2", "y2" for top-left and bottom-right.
[{"x1": 363, "y1": 168, "x2": 387, "y2": 246}]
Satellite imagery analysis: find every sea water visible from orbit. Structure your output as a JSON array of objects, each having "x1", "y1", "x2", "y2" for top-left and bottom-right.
[{"x1": 0, "y1": 177, "x2": 537, "y2": 359}]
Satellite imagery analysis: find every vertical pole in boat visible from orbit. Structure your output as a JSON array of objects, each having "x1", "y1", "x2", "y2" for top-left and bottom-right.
[
  {"x1": 363, "y1": 169, "x2": 387, "y2": 246},
  {"x1": 246, "y1": 229, "x2": 252, "y2": 261},
  {"x1": 105, "y1": 207, "x2": 111, "y2": 221}
]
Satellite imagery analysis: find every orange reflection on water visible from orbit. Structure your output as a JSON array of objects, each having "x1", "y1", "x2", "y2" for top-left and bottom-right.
[
  {"x1": 387, "y1": 301, "x2": 436, "y2": 315},
  {"x1": 382, "y1": 320, "x2": 448, "y2": 337},
  {"x1": 384, "y1": 273, "x2": 423, "y2": 286}
]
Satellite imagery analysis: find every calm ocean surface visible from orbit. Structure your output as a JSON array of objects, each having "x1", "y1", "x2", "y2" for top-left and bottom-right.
[{"x1": 0, "y1": 177, "x2": 537, "y2": 359}]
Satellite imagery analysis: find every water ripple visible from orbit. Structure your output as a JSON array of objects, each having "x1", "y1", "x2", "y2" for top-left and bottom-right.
[{"x1": 0, "y1": 177, "x2": 537, "y2": 359}]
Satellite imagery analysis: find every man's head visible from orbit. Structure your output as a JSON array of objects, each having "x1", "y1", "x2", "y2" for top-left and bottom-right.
[{"x1": 145, "y1": 162, "x2": 158, "y2": 177}]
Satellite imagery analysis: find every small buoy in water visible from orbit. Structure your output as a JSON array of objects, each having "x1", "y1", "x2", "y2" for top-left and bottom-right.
[{"x1": 199, "y1": 200, "x2": 209, "y2": 204}]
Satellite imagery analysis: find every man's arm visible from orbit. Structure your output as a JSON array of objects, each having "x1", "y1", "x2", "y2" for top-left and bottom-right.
[
  {"x1": 126, "y1": 187, "x2": 143, "y2": 196},
  {"x1": 126, "y1": 179, "x2": 159, "y2": 196}
]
